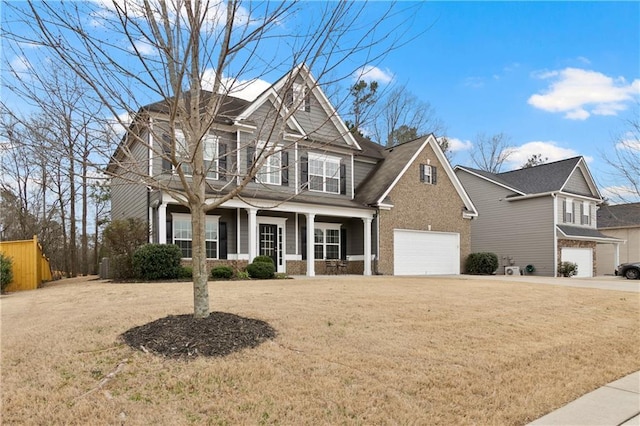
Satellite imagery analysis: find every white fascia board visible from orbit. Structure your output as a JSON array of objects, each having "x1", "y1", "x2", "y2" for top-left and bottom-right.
[
  {"x1": 236, "y1": 88, "x2": 306, "y2": 136},
  {"x1": 556, "y1": 227, "x2": 625, "y2": 243},
  {"x1": 160, "y1": 192, "x2": 374, "y2": 219},
  {"x1": 426, "y1": 135, "x2": 479, "y2": 217},
  {"x1": 556, "y1": 191, "x2": 602, "y2": 203},
  {"x1": 376, "y1": 137, "x2": 431, "y2": 205},
  {"x1": 560, "y1": 158, "x2": 603, "y2": 200}
]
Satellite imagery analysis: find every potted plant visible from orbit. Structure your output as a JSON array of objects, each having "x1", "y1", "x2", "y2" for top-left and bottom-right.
[{"x1": 558, "y1": 261, "x2": 578, "y2": 277}]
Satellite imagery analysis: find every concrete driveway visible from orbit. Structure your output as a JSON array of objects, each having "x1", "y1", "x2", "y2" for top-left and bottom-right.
[{"x1": 454, "y1": 274, "x2": 640, "y2": 293}]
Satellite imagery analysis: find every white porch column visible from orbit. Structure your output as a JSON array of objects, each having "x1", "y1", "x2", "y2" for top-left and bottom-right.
[
  {"x1": 247, "y1": 208, "x2": 258, "y2": 262},
  {"x1": 363, "y1": 217, "x2": 372, "y2": 276},
  {"x1": 614, "y1": 242, "x2": 620, "y2": 272},
  {"x1": 306, "y1": 213, "x2": 315, "y2": 277},
  {"x1": 158, "y1": 203, "x2": 167, "y2": 244}
]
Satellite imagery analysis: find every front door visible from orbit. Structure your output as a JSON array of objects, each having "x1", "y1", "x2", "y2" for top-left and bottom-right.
[{"x1": 259, "y1": 224, "x2": 282, "y2": 272}]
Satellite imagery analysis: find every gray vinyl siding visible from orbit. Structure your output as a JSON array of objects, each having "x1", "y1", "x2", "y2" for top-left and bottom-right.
[
  {"x1": 110, "y1": 138, "x2": 149, "y2": 223},
  {"x1": 564, "y1": 169, "x2": 592, "y2": 196},
  {"x1": 456, "y1": 170, "x2": 556, "y2": 276},
  {"x1": 290, "y1": 76, "x2": 344, "y2": 144},
  {"x1": 557, "y1": 196, "x2": 597, "y2": 228},
  {"x1": 354, "y1": 159, "x2": 377, "y2": 189}
]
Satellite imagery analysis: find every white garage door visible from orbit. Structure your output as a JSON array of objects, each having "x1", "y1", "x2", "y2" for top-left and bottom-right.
[
  {"x1": 561, "y1": 248, "x2": 593, "y2": 278},
  {"x1": 394, "y1": 229, "x2": 460, "y2": 275}
]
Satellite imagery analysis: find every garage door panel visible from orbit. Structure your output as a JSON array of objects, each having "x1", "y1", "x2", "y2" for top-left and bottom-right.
[
  {"x1": 394, "y1": 230, "x2": 459, "y2": 275},
  {"x1": 561, "y1": 248, "x2": 593, "y2": 278}
]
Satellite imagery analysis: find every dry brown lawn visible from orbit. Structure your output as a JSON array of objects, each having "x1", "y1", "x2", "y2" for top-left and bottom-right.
[{"x1": 1, "y1": 275, "x2": 638, "y2": 425}]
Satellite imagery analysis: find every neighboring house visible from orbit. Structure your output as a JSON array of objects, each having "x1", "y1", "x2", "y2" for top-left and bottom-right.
[
  {"x1": 596, "y1": 202, "x2": 640, "y2": 275},
  {"x1": 455, "y1": 157, "x2": 622, "y2": 277},
  {"x1": 108, "y1": 64, "x2": 477, "y2": 276}
]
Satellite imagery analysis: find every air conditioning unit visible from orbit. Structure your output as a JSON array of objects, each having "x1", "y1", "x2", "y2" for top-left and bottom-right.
[{"x1": 505, "y1": 266, "x2": 520, "y2": 276}]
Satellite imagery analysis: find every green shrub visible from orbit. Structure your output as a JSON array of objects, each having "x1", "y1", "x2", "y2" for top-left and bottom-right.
[
  {"x1": 252, "y1": 255, "x2": 275, "y2": 265},
  {"x1": 110, "y1": 254, "x2": 135, "y2": 280},
  {"x1": 236, "y1": 270, "x2": 250, "y2": 280},
  {"x1": 1, "y1": 253, "x2": 13, "y2": 292},
  {"x1": 247, "y1": 261, "x2": 275, "y2": 279},
  {"x1": 210, "y1": 265, "x2": 234, "y2": 279},
  {"x1": 466, "y1": 252, "x2": 499, "y2": 275},
  {"x1": 133, "y1": 244, "x2": 182, "y2": 280},
  {"x1": 178, "y1": 266, "x2": 193, "y2": 279},
  {"x1": 104, "y1": 218, "x2": 149, "y2": 279},
  {"x1": 558, "y1": 261, "x2": 578, "y2": 277}
]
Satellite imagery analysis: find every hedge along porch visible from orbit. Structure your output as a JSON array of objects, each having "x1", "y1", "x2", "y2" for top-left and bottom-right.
[
  {"x1": 0, "y1": 236, "x2": 52, "y2": 291},
  {"x1": 149, "y1": 192, "x2": 375, "y2": 277}
]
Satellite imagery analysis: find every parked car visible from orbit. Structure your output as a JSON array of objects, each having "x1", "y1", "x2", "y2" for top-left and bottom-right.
[{"x1": 615, "y1": 262, "x2": 640, "y2": 280}]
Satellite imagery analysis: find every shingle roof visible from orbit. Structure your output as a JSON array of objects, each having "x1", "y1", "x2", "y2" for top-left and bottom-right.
[
  {"x1": 354, "y1": 137, "x2": 428, "y2": 206},
  {"x1": 145, "y1": 91, "x2": 251, "y2": 123},
  {"x1": 460, "y1": 157, "x2": 584, "y2": 195},
  {"x1": 597, "y1": 203, "x2": 640, "y2": 228},
  {"x1": 352, "y1": 133, "x2": 384, "y2": 160},
  {"x1": 557, "y1": 225, "x2": 623, "y2": 242}
]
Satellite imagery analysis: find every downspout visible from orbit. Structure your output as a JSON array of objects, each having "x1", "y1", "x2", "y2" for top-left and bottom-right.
[
  {"x1": 374, "y1": 208, "x2": 380, "y2": 275},
  {"x1": 552, "y1": 192, "x2": 558, "y2": 277}
]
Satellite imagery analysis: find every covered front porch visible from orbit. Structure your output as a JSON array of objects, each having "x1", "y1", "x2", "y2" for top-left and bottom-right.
[{"x1": 149, "y1": 193, "x2": 376, "y2": 276}]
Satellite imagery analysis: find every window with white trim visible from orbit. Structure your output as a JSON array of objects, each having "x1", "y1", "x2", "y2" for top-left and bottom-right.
[
  {"x1": 175, "y1": 131, "x2": 218, "y2": 179},
  {"x1": 314, "y1": 223, "x2": 341, "y2": 259},
  {"x1": 309, "y1": 153, "x2": 340, "y2": 194},
  {"x1": 564, "y1": 198, "x2": 574, "y2": 223},
  {"x1": 172, "y1": 214, "x2": 219, "y2": 259},
  {"x1": 581, "y1": 201, "x2": 591, "y2": 225},
  {"x1": 256, "y1": 140, "x2": 281, "y2": 185},
  {"x1": 289, "y1": 83, "x2": 310, "y2": 112}
]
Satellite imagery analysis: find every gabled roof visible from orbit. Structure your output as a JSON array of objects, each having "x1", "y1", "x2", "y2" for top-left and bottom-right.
[
  {"x1": 456, "y1": 157, "x2": 601, "y2": 199},
  {"x1": 352, "y1": 133, "x2": 384, "y2": 160},
  {"x1": 597, "y1": 202, "x2": 640, "y2": 228},
  {"x1": 145, "y1": 91, "x2": 251, "y2": 123},
  {"x1": 355, "y1": 135, "x2": 477, "y2": 216}
]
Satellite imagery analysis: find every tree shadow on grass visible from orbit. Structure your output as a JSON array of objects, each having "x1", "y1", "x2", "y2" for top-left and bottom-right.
[{"x1": 121, "y1": 312, "x2": 277, "y2": 359}]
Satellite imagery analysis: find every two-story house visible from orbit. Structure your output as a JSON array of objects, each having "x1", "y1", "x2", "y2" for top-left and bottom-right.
[
  {"x1": 455, "y1": 158, "x2": 622, "y2": 277},
  {"x1": 108, "y1": 64, "x2": 477, "y2": 276}
]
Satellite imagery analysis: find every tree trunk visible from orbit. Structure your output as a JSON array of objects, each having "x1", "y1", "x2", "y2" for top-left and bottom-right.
[
  {"x1": 190, "y1": 203, "x2": 209, "y2": 318},
  {"x1": 81, "y1": 149, "x2": 89, "y2": 275}
]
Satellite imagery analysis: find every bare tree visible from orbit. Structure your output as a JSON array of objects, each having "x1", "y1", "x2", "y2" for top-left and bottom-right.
[
  {"x1": 372, "y1": 85, "x2": 445, "y2": 147},
  {"x1": 601, "y1": 111, "x2": 640, "y2": 203},
  {"x1": 469, "y1": 132, "x2": 513, "y2": 173},
  {"x1": 4, "y1": 1, "x2": 414, "y2": 318}
]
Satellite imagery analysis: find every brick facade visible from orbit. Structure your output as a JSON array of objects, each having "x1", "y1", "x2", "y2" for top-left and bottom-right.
[{"x1": 377, "y1": 143, "x2": 472, "y2": 275}]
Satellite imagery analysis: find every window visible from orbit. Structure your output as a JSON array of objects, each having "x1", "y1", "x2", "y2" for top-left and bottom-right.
[
  {"x1": 256, "y1": 141, "x2": 281, "y2": 185},
  {"x1": 172, "y1": 214, "x2": 219, "y2": 259},
  {"x1": 420, "y1": 164, "x2": 437, "y2": 185},
  {"x1": 314, "y1": 224, "x2": 341, "y2": 259},
  {"x1": 564, "y1": 198, "x2": 574, "y2": 223},
  {"x1": 308, "y1": 153, "x2": 340, "y2": 194},
  {"x1": 287, "y1": 83, "x2": 310, "y2": 112},
  {"x1": 581, "y1": 201, "x2": 591, "y2": 225},
  {"x1": 174, "y1": 131, "x2": 218, "y2": 179}
]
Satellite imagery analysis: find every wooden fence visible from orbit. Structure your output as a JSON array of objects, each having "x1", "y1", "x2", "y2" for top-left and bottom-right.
[{"x1": 0, "y1": 236, "x2": 52, "y2": 292}]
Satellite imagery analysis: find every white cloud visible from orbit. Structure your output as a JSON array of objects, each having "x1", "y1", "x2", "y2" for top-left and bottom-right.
[
  {"x1": 528, "y1": 68, "x2": 640, "y2": 120},
  {"x1": 446, "y1": 137, "x2": 472, "y2": 153},
  {"x1": 615, "y1": 132, "x2": 640, "y2": 151},
  {"x1": 131, "y1": 40, "x2": 157, "y2": 56},
  {"x1": 353, "y1": 65, "x2": 394, "y2": 84},
  {"x1": 9, "y1": 55, "x2": 31, "y2": 73},
  {"x1": 202, "y1": 69, "x2": 271, "y2": 101},
  {"x1": 503, "y1": 141, "x2": 584, "y2": 169},
  {"x1": 600, "y1": 185, "x2": 640, "y2": 204}
]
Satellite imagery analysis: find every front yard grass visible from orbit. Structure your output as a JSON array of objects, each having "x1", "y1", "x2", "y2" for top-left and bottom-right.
[{"x1": 1, "y1": 276, "x2": 638, "y2": 425}]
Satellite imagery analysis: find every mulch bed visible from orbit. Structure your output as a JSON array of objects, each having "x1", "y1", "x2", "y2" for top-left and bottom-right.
[{"x1": 121, "y1": 312, "x2": 277, "y2": 359}]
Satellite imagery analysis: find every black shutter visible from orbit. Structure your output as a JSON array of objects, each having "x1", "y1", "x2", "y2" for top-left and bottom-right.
[
  {"x1": 166, "y1": 216, "x2": 172, "y2": 243},
  {"x1": 285, "y1": 88, "x2": 293, "y2": 107},
  {"x1": 304, "y1": 88, "x2": 311, "y2": 112},
  {"x1": 247, "y1": 146, "x2": 255, "y2": 180},
  {"x1": 432, "y1": 166, "x2": 437, "y2": 185},
  {"x1": 340, "y1": 228, "x2": 347, "y2": 260},
  {"x1": 301, "y1": 226, "x2": 307, "y2": 260},
  {"x1": 562, "y1": 200, "x2": 567, "y2": 222},
  {"x1": 300, "y1": 156, "x2": 308, "y2": 188},
  {"x1": 218, "y1": 143, "x2": 227, "y2": 181},
  {"x1": 281, "y1": 151, "x2": 289, "y2": 186},
  {"x1": 162, "y1": 134, "x2": 172, "y2": 172},
  {"x1": 340, "y1": 163, "x2": 346, "y2": 195},
  {"x1": 219, "y1": 222, "x2": 227, "y2": 259},
  {"x1": 419, "y1": 164, "x2": 425, "y2": 182}
]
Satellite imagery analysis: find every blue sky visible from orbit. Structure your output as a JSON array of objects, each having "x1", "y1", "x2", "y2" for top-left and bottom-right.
[
  {"x1": 347, "y1": 1, "x2": 639, "y2": 200},
  {"x1": 3, "y1": 1, "x2": 639, "y2": 201}
]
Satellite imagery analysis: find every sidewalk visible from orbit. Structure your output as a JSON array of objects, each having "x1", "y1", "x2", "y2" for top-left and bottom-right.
[{"x1": 528, "y1": 371, "x2": 640, "y2": 425}]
